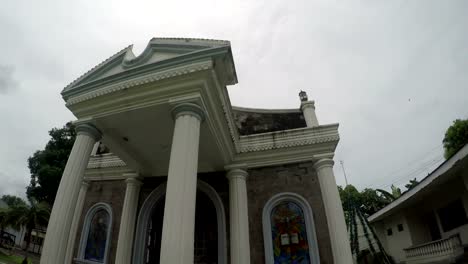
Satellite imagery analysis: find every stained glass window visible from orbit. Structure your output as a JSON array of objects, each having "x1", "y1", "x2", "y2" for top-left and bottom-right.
[
  {"x1": 84, "y1": 209, "x2": 110, "y2": 262},
  {"x1": 270, "y1": 201, "x2": 311, "y2": 264}
]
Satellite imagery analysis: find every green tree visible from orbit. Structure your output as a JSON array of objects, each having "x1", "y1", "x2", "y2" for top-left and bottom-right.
[
  {"x1": 390, "y1": 185, "x2": 401, "y2": 198},
  {"x1": 443, "y1": 119, "x2": 468, "y2": 159},
  {"x1": 7, "y1": 198, "x2": 50, "y2": 262},
  {"x1": 0, "y1": 207, "x2": 7, "y2": 234},
  {"x1": 404, "y1": 178, "x2": 419, "y2": 191},
  {"x1": 26, "y1": 122, "x2": 76, "y2": 205},
  {"x1": 338, "y1": 185, "x2": 393, "y2": 263},
  {"x1": 360, "y1": 188, "x2": 393, "y2": 216},
  {"x1": 1, "y1": 195, "x2": 27, "y2": 207}
]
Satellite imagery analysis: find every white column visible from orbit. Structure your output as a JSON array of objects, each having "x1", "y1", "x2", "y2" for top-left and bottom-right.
[
  {"x1": 115, "y1": 175, "x2": 142, "y2": 264},
  {"x1": 41, "y1": 124, "x2": 101, "y2": 264},
  {"x1": 159, "y1": 103, "x2": 205, "y2": 264},
  {"x1": 301, "y1": 101, "x2": 319, "y2": 127},
  {"x1": 313, "y1": 158, "x2": 353, "y2": 263},
  {"x1": 227, "y1": 168, "x2": 251, "y2": 264},
  {"x1": 64, "y1": 180, "x2": 89, "y2": 264}
]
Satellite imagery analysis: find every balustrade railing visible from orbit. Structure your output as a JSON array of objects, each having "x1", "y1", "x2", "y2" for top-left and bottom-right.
[{"x1": 404, "y1": 234, "x2": 463, "y2": 263}]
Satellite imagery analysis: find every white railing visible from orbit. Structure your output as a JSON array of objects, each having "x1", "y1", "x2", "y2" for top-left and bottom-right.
[{"x1": 404, "y1": 234, "x2": 464, "y2": 264}]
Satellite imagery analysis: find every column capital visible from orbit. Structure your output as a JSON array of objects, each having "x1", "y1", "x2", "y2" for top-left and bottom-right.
[
  {"x1": 125, "y1": 177, "x2": 143, "y2": 187},
  {"x1": 76, "y1": 123, "x2": 101, "y2": 141},
  {"x1": 300, "y1": 100, "x2": 315, "y2": 111},
  {"x1": 226, "y1": 168, "x2": 249, "y2": 181},
  {"x1": 171, "y1": 103, "x2": 206, "y2": 122},
  {"x1": 313, "y1": 158, "x2": 335, "y2": 170}
]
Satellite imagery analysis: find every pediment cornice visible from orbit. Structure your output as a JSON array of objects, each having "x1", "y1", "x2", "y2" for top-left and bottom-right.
[{"x1": 62, "y1": 38, "x2": 236, "y2": 100}]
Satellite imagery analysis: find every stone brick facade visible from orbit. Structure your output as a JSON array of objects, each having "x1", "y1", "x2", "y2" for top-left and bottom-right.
[
  {"x1": 247, "y1": 162, "x2": 334, "y2": 264},
  {"x1": 72, "y1": 180, "x2": 126, "y2": 264},
  {"x1": 74, "y1": 164, "x2": 333, "y2": 264}
]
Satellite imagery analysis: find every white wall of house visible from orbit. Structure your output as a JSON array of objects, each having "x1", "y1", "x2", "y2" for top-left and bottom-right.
[
  {"x1": 373, "y1": 221, "x2": 388, "y2": 250},
  {"x1": 373, "y1": 170, "x2": 468, "y2": 263},
  {"x1": 4, "y1": 226, "x2": 26, "y2": 247},
  {"x1": 377, "y1": 212, "x2": 413, "y2": 263}
]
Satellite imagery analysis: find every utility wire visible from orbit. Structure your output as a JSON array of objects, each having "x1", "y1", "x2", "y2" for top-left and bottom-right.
[
  {"x1": 371, "y1": 156, "x2": 444, "y2": 190},
  {"x1": 365, "y1": 143, "x2": 443, "y2": 188}
]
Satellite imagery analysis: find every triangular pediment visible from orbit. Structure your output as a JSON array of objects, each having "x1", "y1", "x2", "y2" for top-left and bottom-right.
[{"x1": 62, "y1": 38, "x2": 231, "y2": 95}]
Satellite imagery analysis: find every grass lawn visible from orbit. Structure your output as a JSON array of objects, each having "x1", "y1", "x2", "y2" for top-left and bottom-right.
[{"x1": 0, "y1": 251, "x2": 32, "y2": 264}]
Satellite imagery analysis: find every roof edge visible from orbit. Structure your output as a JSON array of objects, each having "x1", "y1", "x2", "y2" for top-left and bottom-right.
[
  {"x1": 368, "y1": 144, "x2": 468, "y2": 223},
  {"x1": 232, "y1": 106, "x2": 302, "y2": 114}
]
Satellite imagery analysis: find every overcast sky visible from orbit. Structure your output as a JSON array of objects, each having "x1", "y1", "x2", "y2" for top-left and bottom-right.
[{"x1": 0, "y1": 0, "x2": 467, "y2": 198}]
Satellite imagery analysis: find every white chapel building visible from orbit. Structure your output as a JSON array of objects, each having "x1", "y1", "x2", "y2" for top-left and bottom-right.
[{"x1": 40, "y1": 38, "x2": 352, "y2": 264}]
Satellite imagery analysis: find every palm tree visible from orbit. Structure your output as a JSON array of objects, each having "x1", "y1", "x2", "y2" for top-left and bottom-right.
[
  {"x1": 0, "y1": 207, "x2": 8, "y2": 247},
  {"x1": 7, "y1": 199, "x2": 50, "y2": 262},
  {"x1": 0, "y1": 207, "x2": 7, "y2": 234}
]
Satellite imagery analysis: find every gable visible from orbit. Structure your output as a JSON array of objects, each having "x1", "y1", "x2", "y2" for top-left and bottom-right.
[{"x1": 62, "y1": 38, "x2": 232, "y2": 97}]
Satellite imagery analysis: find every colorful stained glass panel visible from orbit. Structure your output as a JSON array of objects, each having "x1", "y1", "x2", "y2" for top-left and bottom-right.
[{"x1": 270, "y1": 201, "x2": 310, "y2": 264}]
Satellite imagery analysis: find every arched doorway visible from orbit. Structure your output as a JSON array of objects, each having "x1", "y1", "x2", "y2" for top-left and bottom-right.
[{"x1": 133, "y1": 181, "x2": 227, "y2": 264}]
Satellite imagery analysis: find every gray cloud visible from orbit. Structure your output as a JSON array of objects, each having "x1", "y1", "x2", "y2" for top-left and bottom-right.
[
  {"x1": 0, "y1": 65, "x2": 18, "y2": 94},
  {"x1": 0, "y1": 0, "x2": 467, "y2": 197}
]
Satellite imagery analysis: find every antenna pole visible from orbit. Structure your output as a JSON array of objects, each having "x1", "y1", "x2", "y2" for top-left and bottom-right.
[{"x1": 340, "y1": 160, "x2": 349, "y2": 186}]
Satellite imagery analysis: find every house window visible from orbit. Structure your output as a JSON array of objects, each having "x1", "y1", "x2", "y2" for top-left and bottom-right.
[
  {"x1": 78, "y1": 203, "x2": 113, "y2": 263},
  {"x1": 397, "y1": 224, "x2": 404, "y2": 232},
  {"x1": 437, "y1": 199, "x2": 468, "y2": 232},
  {"x1": 387, "y1": 228, "x2": 393, "y2": 236},
  {"x1": 262, "y1": 193, "x2": 320, "y2": 264}
]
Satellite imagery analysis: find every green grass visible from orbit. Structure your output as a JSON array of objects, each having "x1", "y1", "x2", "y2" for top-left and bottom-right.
[{"x1": 0, "y1": 251, "x2": 32, "y2": 264}]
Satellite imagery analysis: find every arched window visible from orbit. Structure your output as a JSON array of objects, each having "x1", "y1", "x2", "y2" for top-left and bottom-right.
[
  {"x1": 263, "y1": 193, "x2": 320, "y2": 264},
  {"x1": 77, "y1": 203, "x2": 113, "y2": 264}
]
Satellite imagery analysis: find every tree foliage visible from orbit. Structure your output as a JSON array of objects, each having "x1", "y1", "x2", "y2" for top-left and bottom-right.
[
  {"x1": 26, "y1": 122, "x2": 76, "y2": 205},
  {"x1": 339, "y1": 185, "x2": 393, "y2": 217},
  {"x1": 404, "y1": 178, "x2": 419, "y2": 191},
  {"x1": 1, "y1": 195, "x2": 27, "y2": 208},
  {"x1": 443, "y1": 119, "x2": 468, "y2": 159}
]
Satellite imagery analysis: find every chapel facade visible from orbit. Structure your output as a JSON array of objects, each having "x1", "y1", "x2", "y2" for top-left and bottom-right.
[{"x1": 40, "y1": 38, "x2": 352, "y2": 264}]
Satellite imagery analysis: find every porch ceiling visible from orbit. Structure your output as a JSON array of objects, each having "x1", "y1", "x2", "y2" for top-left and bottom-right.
[{"x1": 95, "y1": 102, "x2": 225, "y2": 176}]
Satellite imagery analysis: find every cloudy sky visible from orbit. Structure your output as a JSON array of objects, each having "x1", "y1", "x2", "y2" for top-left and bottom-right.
[{"x1": 0, "y1": 0, "x2": 467, "y2": 197}]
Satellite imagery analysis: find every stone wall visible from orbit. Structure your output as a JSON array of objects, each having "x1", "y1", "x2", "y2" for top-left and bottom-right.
[
  {"x1": 247, "y1": 162, "x2": 334, "y2": 264},
  {"x1": 232, "y1": 108, "x2": 307, "y2": 135},
  {"x1": 72, "y1": 180, "x2": 126, "y2": 264},
  {"x1": 74, "y1": 165, "x2": 334, "y2": 264}
]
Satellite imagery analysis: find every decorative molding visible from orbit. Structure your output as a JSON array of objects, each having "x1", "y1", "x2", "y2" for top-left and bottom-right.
[
  {"x1": 209, "y1": 70, "x2": 241, "y2": 153},
  {"x1": 87, "y1": 153, "x2": 127, "y2": 169},
  {"x1": 262, "y1": 192, "x2": 321, "y2": 264},
  {"x1": 76, "y1": 124, "x2": 102, "y2": 141},
  {"x1": 63, "y1": 45, "x2": 132, "y2": 94},
  {"x1": 76, "y1": 203, "x2": 113, "y2": 264},
  {"x1": 238, "y1": 125, "x2": 339, "y2": 153},
  {"x1": 121, "y1": 38, "x2": 229, "y2": 69},
  {"x1": 125, "y1": 177, "x2": 142, "y2": 187},
  {"x1": 313, "y1": 158, "x2": 335, "y2": 171},
  {"x1": 65, "y1": 60, "x2": 213, "y2": 106},
  {"x1": 226, "y1": 168, "x2": 248, "y2": 181},
  {"x1": 171, "y1": 102, "x2": 206, "y2": 122},
  {"x1": 233, "y1": 106, "x2": 302, "y2": 114}
]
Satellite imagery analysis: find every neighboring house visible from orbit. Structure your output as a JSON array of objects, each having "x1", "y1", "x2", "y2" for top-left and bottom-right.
[
  {"x1": 369, "y1": 144, "x2": 468, "y2": 264},
  {"x1": 0, "y1": 199, "x2": 24, "y2": 248},
  {"x1": 0, "y1": 199, "x2": 46, "y2": 253}
]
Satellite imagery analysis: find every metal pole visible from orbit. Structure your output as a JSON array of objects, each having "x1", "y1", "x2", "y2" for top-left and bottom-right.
[{"x1": 340, "y1": 160, "x2": 349, "y2": 186}]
